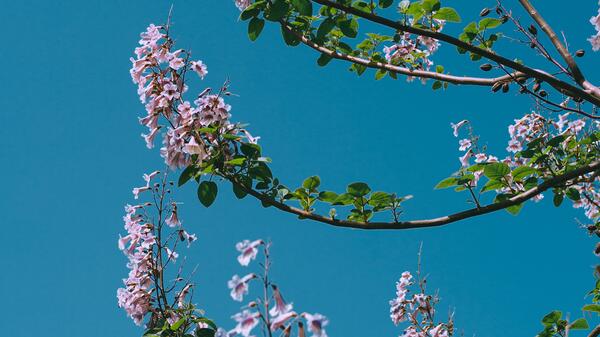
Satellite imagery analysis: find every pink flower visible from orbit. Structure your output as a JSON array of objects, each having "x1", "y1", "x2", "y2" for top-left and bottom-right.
[
  {"x1": 459, "y1": 150, "x2": 472, "y2": 167},
  {"x1": 142, "y1": 126, "x2": 162, "y2": 149},
  {"x1": 227, "y1": 273, "x2": 256, "y2": 301},
  {"x1": 132, "y1": 186, "x2": 151, "y2": 199},
  {"x1": 183, "y1": 136, "x2": 207, "y2": 157},
  {"x1": 191, "y1": 60, "x2": 208, "y2": 79},
  {"x1": 235, "y1": 239, "x2": 264, "y2": 266},
  {"x1": 232, "y1": 310, "x2": 260, "y2": 337},
  {"x1": 568, "y1": 119, "x2": 585, "y2": 134},
  {"x1": 165, "y1": 247, "x2": 179, "y2": 262},
  {"x1": 177, "y1": 284, "x2": 193, "y2": 308},
  {"x1": 304, "y1": 313, "x2": 329, "y2": 337},
  {"x1": 166, "y1": 203, "x2": 181, "y2": 227},
  {"x1": 269, "y1": 285, "x2": 293, "y2": 317},
  {"x1": 450, "y1": 120, "x2": 468, "y2": 137},
  {"x1": 143, "y1": 170, "x2": 160, "y2": 184},
  {"x1": 474, "y1": 153, "x2": 487, "y2": 163},
  {"x1": 458, "y1": 138, "x2": 471, "y2": 151},
  {"x1": 169, "y1": 57, "x2": 185, "y2": 70},
  {"x1": 180, "y1": 230, "x2": 197, "y2": 247},
  {"x1": 506, "y1": 139, "x2": 522, "y2": 153},
  {"x1": 270, "y1": 311, "x2": 297, "y2": 331},
  {"x1": 429, "y1": 324, "x2": 449, "y2": 337},
  {"x1": 234, "y1": 0, "x2": 252, "y2": 11}
]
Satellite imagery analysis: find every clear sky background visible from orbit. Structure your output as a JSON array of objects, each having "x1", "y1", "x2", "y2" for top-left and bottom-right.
[{"x1": 1, "y1": 1, "x2": 599, "y2": 336}]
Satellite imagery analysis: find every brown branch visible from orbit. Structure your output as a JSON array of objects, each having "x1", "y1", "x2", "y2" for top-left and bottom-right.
[
  {"x1": 308, "y1": 0, "x2": 600, "y2": 106},
  {"x1": 226, "y1": 161, "x2": 600, "y2": 231},
  {"x1": 517, "y1": 0, "x2": 600, "y2": 98},
  {"x1": 281, "y1": 23, "x2": 522, "y2": 86},
  {"x1": 588, "y1": 325, "x2": 600, "y2": 337}
]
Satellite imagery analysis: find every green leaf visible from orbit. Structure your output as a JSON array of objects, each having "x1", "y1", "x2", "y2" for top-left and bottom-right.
[
  {"x1": 179, "y1": 165, "x2": 197, "y2": 187},
  {"x1": 481, "y1": 179, "x2": 503, "y2": 192},
  {"x1": 479, "y1": 18, "x2": 502, "y2": 30},
  {"x1": 302, "y1": 176, "x2": 321, "y2": 190},
  {"x1": 352, "y1": 1, "x2": 371, "y2": 13},
  {"x1": 368, "y1": 191, "x2": 392, "y2": 207},
  {"x1": 317, "y1": 18, "x2": 336, "y2": 38},
  {"x1": 553, "y1": 192, "x2": 564, "y2": 207},
  {"x1": 281, "y1": 25, "x2": 300, "y2": 46},
  {"x1": 583, "y1": 304, "x2": 600, "y2": 313},
  {"x1": 248, "y1": 17, "x2": 265, "y2": 41},
  {"x1": 198, "y1": 181, "x2": 218, "y2": 207},
  {"x1": 484, "y1": 163, "x2": 510, "y2": 180},
  {"x1": 566, "y1": 188, "x2": 581, "y2": 201},
  {"x1": 347, "y1": 182, "x2": 371, "y2": 197},
  {"x1": 195, "y1": 328, "x2": 216, "y2": 337},
  {"x1": 267, "y1": 0, "x2": 289, "y2": 21},
  {"x1": 433, "y1": 7, "x2": 461, "y2": 23},
  {"x1": 421, "y1": 0, "x2": 440, "y2": 12},
  {"x1": 338, "y1": 18, "x2": 359, "y2": 38},
  {"x1": 317, "y1": 53, "x2": 333, "y2": 66},
  {"x1": 226, "y1": 157, "x2": 247, "y2": 166},
  {"x1": 375, "y1": 69, "x2": 387, "y2": 80},
  {"x1": 291, "y1": 0, "x2": 312, "y2": 16},
  {"x1": 569, "y1": 318, "x2": 589, "y2": 330},
  {"x1": 435, "y1": 177, "x2": 458, "y2": 189},
  {"x1": 506, "y1": 202, "x2": 524, "y2": 215},
  {"x1": 318, "y1": 191, "x2": 339, "y2": 202},
  {"x1": 378, "y1": 0, "x2": 393, "y2": 8},
  {"x1": 232, "y1": 182, "x2": 248, "y2": 199},
  {"x1": 333, "y1": 193, "x2": 355, "y2": 205},
  {"x1": 542, "y1": 311, "x2": 562, "y2": 326},
  {"x1": 511, "y1": 166, "x2": 536, "y2": 180}
]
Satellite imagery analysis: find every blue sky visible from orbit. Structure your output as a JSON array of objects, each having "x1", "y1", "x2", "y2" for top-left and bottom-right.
[{"x1": 1, "y1": 1, "x2": 599, "y2": 336}]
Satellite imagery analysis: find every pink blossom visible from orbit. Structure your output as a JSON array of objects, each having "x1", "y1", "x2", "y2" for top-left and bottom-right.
[
  {"x1": 568, "y1": 119, "x2": 585, "y2": 134},
  {"x1": 236, "y1": 239, "x2": 264, "y2": 266},
  {"x1": 132, "y1": 186, "x2": 151, "y2": 199},
  {"x1": 458, "y1": 138, "x2": 471, "y2": 151},
  {"x1": 142, "y1": 126, "x2": 162, "y2": 149},
  {"x1": 269, "y1": 285, "x2": 293, "y2": 317},
  {"x1": 459, "y1": 150, "x2": 472, "y2": 167},
  {"x1": 450, "y1": 120, "x2": 468, "y2": 137},
  {"x1": 166, "y1": 203, "x2": 181, "y2": 227},
  {"x1": 474, "y1": 153, "x2": 487, "y2": 163},
  {"x1": 270, "y1": 311, "x2": 297, "y2": 331},
  {"x1": 169, "y1": 57, "x2": 185, "y2": 70},
  {"x1": 165, "y1": 247, "x2": 179, "y2": 262},
  {"x1": 232, "y1": 310, "x2": 260, "y2": 337},
  {"x1": 304, "y1": 313, "x2": 329, "y2": 337},
  {"x1": 227, "y1": 273, "x2": 256, "y2": 302},
  {"x1": 191, "y1": 60, "x2": 208, "y2": 79},
  {"x1": 506, "y1": 139, "x2": 522, "y2": 153},
  {"x1": 177, "y1": 284, "x2": 193, "y2": 308}
]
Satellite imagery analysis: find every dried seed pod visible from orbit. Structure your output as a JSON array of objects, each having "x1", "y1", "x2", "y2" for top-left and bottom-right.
[
  {"x1": 480, "y1": 8, "x2": 490, "y2": 17},
  {"x1": 528, "y1": 24, "x2": 538, "y2": 35},
  {"x1": 502, "y1": 83, "x2": 510, "y2": 93},
  {"x1": 492, "y1": 82, "x2": 503, "y2": 92},
  {"x1": 501, "y1": 15, "x2": 509, "y2": 23},
  {"x1": 480, "y1": 63, "x2": 493, "y2": 71},
  {"x1": 576, "y1": 49, "x2": 585, "y2": 57},
  {"x1": 495, "y1": 6, "x2": 503, "y2": 15}
]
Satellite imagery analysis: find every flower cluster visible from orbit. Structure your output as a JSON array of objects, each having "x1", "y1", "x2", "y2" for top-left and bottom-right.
[
  {"x1": 383, "y1": 4, "x2": 445, "y2": 74},
  {"x1": 225, "y1": 239, "x2": 329, "y2": 337},
  {"x1": 117, "y1": 171, "x2": 206, "y2": 334},
  {"x1": 130, "y1": 23, "x2": 256, "y2": 171},
  {"x1": 389, "y1": 271, "x2": 453, "y2": 337},
  {"x1": 589, "y1": 2, "x2": 600, "y2": 51},
  {"x1": 449, "y1": 110, "x2": 599, "y2": 223}
]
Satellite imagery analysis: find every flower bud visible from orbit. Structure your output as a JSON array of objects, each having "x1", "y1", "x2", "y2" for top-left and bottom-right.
[
  {"x1": 502, "y1": 83, "x2": 510, "y2": 93},
  {"x1": 533, "y1": 82, "x2": 541, "y2": 92},
  {"x1": 501, "y1": 16, "x2": 509, "y2": 24},
  {"x1": 528, "y1": 24, "x2": 537, "y2": 35},
  {"x1": 595, "y1": 242, "x2": 600, "y2": 256},
  {"x1": 492, "y1": 82, "x2": 503, "y2": 92},
  {"x1": 480, "y1": 63, "x2": 493, "y2": 71},
  {"x1": 539, "y1": 90, "x2": 547, "y2": 97},
  {"x1": 479, "y1": 8, "x2": 490, "y2": 17},
  {"x1": 575, "y1": 49, "x2": 585, "y2": 57}
]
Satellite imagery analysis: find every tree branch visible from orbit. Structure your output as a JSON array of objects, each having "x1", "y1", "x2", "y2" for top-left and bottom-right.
[
  {"x1": 226, "y1": 161, "x2": 600, "y2": 231},
  {"x1": 281, "y1": 23, "x2": 522, "y2": 86},
  {"x1": 517, "y1": 0, "x2": 600, "y2": 98},
  {"x1": 308, "y1": 0, "x2": 600, "y2": 107}
]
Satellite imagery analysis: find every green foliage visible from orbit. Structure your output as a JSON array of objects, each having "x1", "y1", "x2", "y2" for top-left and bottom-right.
[{"x1": 198, "y1": 181, "x2": 218, "y2": 207}]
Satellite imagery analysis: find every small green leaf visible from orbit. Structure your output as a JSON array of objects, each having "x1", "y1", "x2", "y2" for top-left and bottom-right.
[
  {"x1": 291, "y1": 0, "x2": 312, "y2": 16},
  {"x1": 481, "y1": 179, "x2": 503, "y2": 192},
  {"x1": 318, "y1": 191, "x2": 338, "y2": 202},
  {"x1": 248, "y1": 17, "x2": 265, "y2": 41},
  {"x1": 338, "y1": 18, "x2": 359, "y2": 38},
  {"x1": 317, "y1": 53, "x2": 333, "y2": 66},
  {"x1": 479, "y1": 18, "x2": 502, "y2": 30},
  {"x1": 583, "y1": 304, "x2": 600, "y2": 313},
  {"x1": 433, "y1": 7, "x2": 461, "y2": 23},
  {"x1": 198, "y1": 181, "x2": 218, "y2": 207},
  {"x1": 267, "y1": 0, "x2": 289, "y2": 21},
  {"x1": 569, "y1": 318, "x2": 589, "y2": 330},
  {"x1": 179, "y1": 165, "x2": 197, "y2": 187},
  {"x1": 553, "y1": 192, "x2": 564, "y2": 207},
  {"x1": 232, "y1": 182, "x2": 248, "y2": 199},
  {"x1": 511, "y1": 166, "x2": 536, "y2": 180},
  {"x1": 484, "y1": 163, "x2": 510, "y2": 180},
  {"x1": 332, "y1": 193, "x2": 355, "y2": 205},
  {"x1": 226, "y1": 157, "x2": 247, "y2": 166},
  {"x1": 347, "y1": 182, "x2": 371, "y2": 197},
  {"x1": 435, "y1": 177, "x2": 458, "y2": 189},
  {"x1": 317, "y1": 18, "x2": 336, "y2": 38},
  {"x1": 378, "y1": 0, "x2": 393, "y2": 8},
  {"x1": 302, "y1": 176, "x2": 321, "y2": 190},
  {"x1": 506, "y1": 202, "x2": 524, "y2": 215},
  {"x1": 542, "y1": 311, "x2": 562, "y2": 326},
  {"x1": 566, "y1": 188, "x2": 581, "y2": 201}
]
